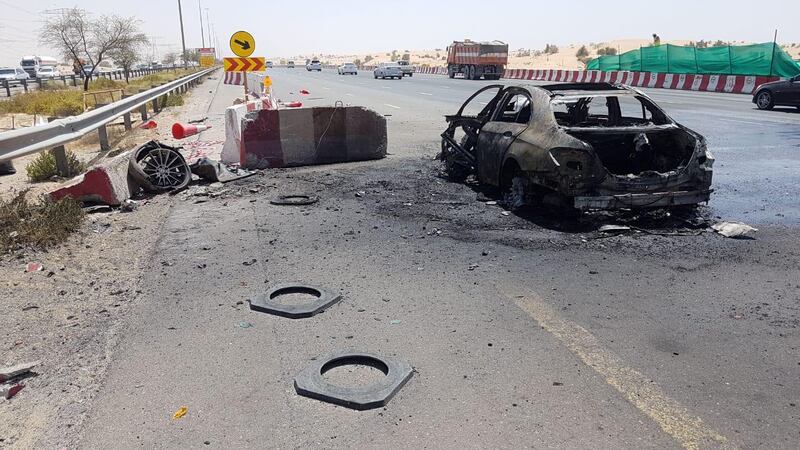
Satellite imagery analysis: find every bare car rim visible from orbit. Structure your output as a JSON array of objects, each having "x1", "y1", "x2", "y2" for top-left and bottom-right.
[{"x1": 138, "y1": 146, "x2": 190, "y2": 189}]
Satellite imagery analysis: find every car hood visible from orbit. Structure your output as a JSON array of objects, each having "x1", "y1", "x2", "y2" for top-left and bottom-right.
[{"x1": 756, "y1": 79, "x2": 788, "y2": 90}]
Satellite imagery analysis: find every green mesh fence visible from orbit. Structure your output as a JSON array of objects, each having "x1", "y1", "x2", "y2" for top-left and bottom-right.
[{"x1": 586, "y1": 43, "x2": 800, "y2": 77}]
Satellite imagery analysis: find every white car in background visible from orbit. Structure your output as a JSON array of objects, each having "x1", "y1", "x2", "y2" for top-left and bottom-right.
[
  {"x1": 373, "y1": 63, "x2": 403, "y2": 79},
  {"x1": 397, "y1": 60, "x2": 415, "y2": 77},
  {"x1": 36, "y1": 66, "x2": 60, "y2": 78},
  {"x1": 0, "y1": 67, "x2": 30, "y2": 83},
  {"x1": 306, "y1": 59, "x2": 322, "y2": 71},
  {"x1": 337, "y1": 62, "x2": 357, "y2": 75}
]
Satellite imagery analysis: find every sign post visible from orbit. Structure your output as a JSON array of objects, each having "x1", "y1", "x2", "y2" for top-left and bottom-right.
[{"x1": 229, "y1": 30, "x2": 257, "y2": 98}]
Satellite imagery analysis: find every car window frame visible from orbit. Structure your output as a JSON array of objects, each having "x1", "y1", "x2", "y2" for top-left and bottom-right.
[{"x1": 490, "y1": 89, "x2": 533, "y2": 124}]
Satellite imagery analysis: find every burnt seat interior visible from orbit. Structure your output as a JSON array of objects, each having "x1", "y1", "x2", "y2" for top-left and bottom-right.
[
  {"x1": 554, "y1": 94, "x2": 697, "y2": 175},
  {"x1": 567, "y1": 129, "x2": 697, "y2": 175}
]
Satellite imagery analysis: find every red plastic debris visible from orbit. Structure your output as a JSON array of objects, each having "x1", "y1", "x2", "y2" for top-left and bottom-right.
[
  {"x1": 25, "y1": 262, "x2": 43, "y2": 273},
  {"x1": 140, "y1": 120, "x2": 158, "y2": 129},
  {"x1": 299, "y1": 89, "x2": 310, "y2": 95},
  {"x1": 1, "y1": 382, "x2": 24, "y2": 400},
  {"x1": 284, "y1": 101, "x2": 303, "y2": 108}
]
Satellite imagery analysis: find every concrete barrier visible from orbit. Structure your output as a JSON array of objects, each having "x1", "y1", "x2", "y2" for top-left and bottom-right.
[
  {"x1": 49, "y1": 150, "x2": 137, "y2": 206},
  {"x1": 220, "y1": 99, "x2": 264, "y2": 164},
  {"x1": 240, "y1": 106, "x2": 387, "y2": 169}
]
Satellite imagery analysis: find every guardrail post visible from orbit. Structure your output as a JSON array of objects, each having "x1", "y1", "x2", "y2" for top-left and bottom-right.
[
  {"x1": 139, "y1": 103, "x2": 148, "y2": 121},
  {"x1": 22, "y1": 79, "x2": 28, "y2": 93},
  {"x1": 48, "y1": 117, "x2": 71, "y2": 177},
  {"x1": 95, "y1": 105, "x2": 110, "y2": 151},
  {"x1": 3, "y1": 79, "x2": 9, "y2": 97},
  {"x1": 71, "y1": 75, "x2": 77, "y2": 87},
  {"x1": 150, "y1": 85, "x2": 160, "y2": 113},
  {"x1": 122, "y1": 94, "x2": 132, "y2": 130}
]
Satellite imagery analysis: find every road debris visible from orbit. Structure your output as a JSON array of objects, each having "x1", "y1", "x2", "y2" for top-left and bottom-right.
[
  {"x1": 1, "y1": 382, "x2": 25, "y2": 400},
  {"x1": 250, "y1": 283, "x2": 342, "y2": 319},
  {"x1": 140, "y1": 120, "x2": 158, "y2": 129},
  {"x1": 171, "y1": 122, "x2": 212, "y2": 140},
  {"x1": 599, "y1": 224, "x2": 632, "y2": 233},
  {"x1": 270, "y1": 194, "x2": 319, "y2": 206},
  {"x1": 189, "y1": 158, "x2": 255, "y2": 183},
  {"x1": 0, "y1": 360, "x2": 39, "y2": 382},
  {"x1": 294, "y1": 350, "x2": 413, "y2": 410},
  {"x1": 25, "y1": 262, "x2": 43, "y2": 273},
  {"x1": 172, "y1": 406, "x2": 188, "y2": 419},
  {"x1": 711, "y1": 221, "x2": 758, "y2": 238}
]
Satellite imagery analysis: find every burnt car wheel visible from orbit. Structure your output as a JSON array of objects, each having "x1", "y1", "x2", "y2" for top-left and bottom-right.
[{"x1": 755, "y1": 90, "x2": 774, "y2": 110}]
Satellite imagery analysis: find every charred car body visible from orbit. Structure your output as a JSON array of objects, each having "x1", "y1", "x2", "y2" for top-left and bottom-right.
[{"x1": 440, "y1": 83, "x2": 714, "y2": 210}]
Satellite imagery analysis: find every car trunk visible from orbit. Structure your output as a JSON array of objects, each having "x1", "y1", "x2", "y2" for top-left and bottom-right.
[{"x1": 566, "y1": 127, "x2": 696, "y2": 176}]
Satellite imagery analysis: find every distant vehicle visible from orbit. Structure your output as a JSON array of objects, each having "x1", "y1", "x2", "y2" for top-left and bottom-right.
[
  {"x1": 81, "y1": 65, "x2": 94, "y2": 77},
  {"x1": 266, "y1": 61, "x2": 274, "y2": 68},
  {"x1": 287, "y1": 61, "x2": 295, "y2": 68},
  {"x1": 373, "y1": 62, "x2": 403, "y2": 79},
  {"x1": 20, "y1": 55, "x2": 59, "y2": 78},
  {"x1": 306, "y1": 59, "x2": 322, "y2": 71},
  {"x1": 0, "y1": 67, "x2": 30, "y2": 83},
  {"x1": 337, "y1": 62, "x2": 357, "y2": 75},
  {"x1": 134, "y1": 63, "x2": 149, "y2": 70},
  {"x1": 36, "y1": 66, "x2": 60, "y2": 78},
  {"x1": 752, "y1": 74, "x2": 800, "y2": 110},
  {"x1": 397, "y1": 60, "x2": 415, "y2": 77},
  {"x1": 446, "y1": 40, "x2": 508, "y2": 80}
]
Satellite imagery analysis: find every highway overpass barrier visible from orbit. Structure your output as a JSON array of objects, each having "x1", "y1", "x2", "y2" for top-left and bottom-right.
[
  {"x1": 413, "y1": 65, "x2": 778, "y2": 94},
  {"x1": 238, "y1": 106, "x2": 387, "y2": 169}
]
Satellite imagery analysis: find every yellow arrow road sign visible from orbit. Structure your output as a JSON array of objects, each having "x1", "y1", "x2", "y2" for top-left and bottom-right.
[{"x1": 230, "y1": 31, "x2": 255, "y2": 57}]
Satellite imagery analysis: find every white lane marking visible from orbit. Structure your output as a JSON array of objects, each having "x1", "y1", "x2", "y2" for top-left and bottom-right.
[
  {"x1": 346, "y1": 93, "x2": 354, "y2": 96},
  {"x1": 384, "y1": 104, "x2": 401, "y2": 109},
  {"x1": 323, "y1": 87, "x2": 331, "y2": 90},
  {"x1": 418, "y1": 92, "x2": 433, "y2": 96},
  {"x1": 506, "y1": 290, "x2": 732, "y2": 450}
]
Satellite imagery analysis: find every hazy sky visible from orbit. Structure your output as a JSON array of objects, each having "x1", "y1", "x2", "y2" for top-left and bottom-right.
[{"x1": 1, "y1": 0, "x2": 798, "y2": 66}]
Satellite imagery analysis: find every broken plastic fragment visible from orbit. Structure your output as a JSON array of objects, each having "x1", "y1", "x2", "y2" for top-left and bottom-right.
[
  {"x1": 711, "y1": 221, "x2": 758, "y2": 238},
  {"x1": 172, "y1": 406, "x2": 188, "y2": 419}
]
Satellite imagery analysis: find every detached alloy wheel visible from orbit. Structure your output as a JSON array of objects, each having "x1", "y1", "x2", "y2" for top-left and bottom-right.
[
  {"x1": 756, "y1": 90, "x2": 774, "y2": 110},
  {"x1": 134, "y1": 143, "x2": 191, "y2": 191}
]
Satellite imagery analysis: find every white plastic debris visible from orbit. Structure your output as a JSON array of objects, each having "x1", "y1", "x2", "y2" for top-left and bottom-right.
[
  {"x1": 711, "y1": 221, "x2": 758, "y2": 238},
  {"x1": 599, "y1": 225, "x2": 632, "y2": 233}
]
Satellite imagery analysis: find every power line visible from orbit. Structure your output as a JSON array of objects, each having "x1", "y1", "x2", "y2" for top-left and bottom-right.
[{"x1": 0, "y1": 0, "x2": 38, "y2": 17}]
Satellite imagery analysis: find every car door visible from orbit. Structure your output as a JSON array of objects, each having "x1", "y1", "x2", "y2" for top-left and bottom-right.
[
  {"x1": 789, "y1": 75, "x2": 800, "y2": 105},
  {"x1": 475, "y1": 89, "x2": 532, "y2": 185}
]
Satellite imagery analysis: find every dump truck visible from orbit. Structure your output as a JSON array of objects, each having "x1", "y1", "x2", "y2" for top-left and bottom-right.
[{"x1": 446, "y1": 40, "x2": 508, "y2": 80}]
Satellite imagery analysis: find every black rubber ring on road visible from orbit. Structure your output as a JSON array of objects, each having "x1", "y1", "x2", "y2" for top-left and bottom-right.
[
  {"x1": 270, "y1": 194, "x2": 319, "y2": 206},
  {"x1": 294, "y1": 350, "x2": 414, "y2": 410},
  {"x1": 249, "y1": 283, "x2": 341, "y2": 319}
]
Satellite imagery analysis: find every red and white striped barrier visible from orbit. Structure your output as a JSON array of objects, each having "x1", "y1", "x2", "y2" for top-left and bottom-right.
[{"x1": 413, "y1": 66, "x2": 778, "y2": 94}]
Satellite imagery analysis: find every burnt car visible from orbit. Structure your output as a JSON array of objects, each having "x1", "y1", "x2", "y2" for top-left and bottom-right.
[
  {"x1": 440, "y1": 83, "x2": 714, "y2": 210},
  {"x1": 752, "y1": 74, "x2": 800, "y2": 110}
]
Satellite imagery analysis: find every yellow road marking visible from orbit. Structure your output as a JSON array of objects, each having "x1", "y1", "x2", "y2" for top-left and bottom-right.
[{"x1": 506, "y1": 290, "x2": 733, "y2": 450}]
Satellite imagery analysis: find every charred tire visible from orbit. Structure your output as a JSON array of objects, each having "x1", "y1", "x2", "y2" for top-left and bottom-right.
[{"x1": 755, "y1": 90, "x2": 774, "y2": 110}]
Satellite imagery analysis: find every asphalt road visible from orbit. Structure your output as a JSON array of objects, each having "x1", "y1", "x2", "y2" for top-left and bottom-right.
[{"x1": 75, "y1": 70, "x2": 799, "y2": 449}]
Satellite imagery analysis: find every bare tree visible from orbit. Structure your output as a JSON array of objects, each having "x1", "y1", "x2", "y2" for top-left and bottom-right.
[
  {"x1": 40, "y1": 8, "x2": 148, "y2": 91},
  {"x1": 108, "y1": 24, "x2": 148, "y2": 83},
  {"x1": 162, "y1": 52, "x2": 178, "y2": 69}
]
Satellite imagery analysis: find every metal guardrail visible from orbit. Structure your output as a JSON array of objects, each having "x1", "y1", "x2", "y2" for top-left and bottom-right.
[{"x1": 0, "y1": 67, "x2": 218, "y2": 162}]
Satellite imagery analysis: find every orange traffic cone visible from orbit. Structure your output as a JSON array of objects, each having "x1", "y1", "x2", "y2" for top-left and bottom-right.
[
  {"x1": 171, "y1": 122, "x2": 212, "y2": 140},
  {"x1": 140, "y1": 120, "x2": 157, "y2": 129}
]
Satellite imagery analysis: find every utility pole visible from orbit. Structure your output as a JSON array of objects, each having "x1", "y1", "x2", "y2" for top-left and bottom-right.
[
  {"x1": 205, "y1": 8, "x2": 212, "y2": 52},
  {"x1": 198, "y1": 0, "x2": 205, "y2": 48},
  {"x1": 178, "y1": 0, "x2": 188, "y2": 69}
]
